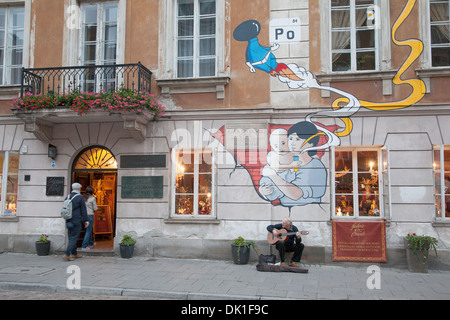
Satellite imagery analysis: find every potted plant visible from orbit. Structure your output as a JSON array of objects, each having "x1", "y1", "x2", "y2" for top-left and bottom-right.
[
  {"x1": 35, "y1": 234, "x2": 51, "y2": 256},
  {"x1": 231, "y1": 236, "x2": 257, "y2": 265},
  {"x1": 119, "y1": 234, "x2": 136, "y2": 259},
  {"x1": 404, "y1": 233, "x2": 438, "y2": 273}
]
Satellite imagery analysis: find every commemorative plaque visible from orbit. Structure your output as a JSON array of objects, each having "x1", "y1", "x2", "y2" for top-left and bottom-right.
[
  {"x1": 120, "y1": 155, "x2": 166, "y2": 168},
  {"x1": 121, "y1": 176, "x2": 163, "y2": 198},
  {"x1": 46, "y1": 177, "x2": 65, "y2": 196}
]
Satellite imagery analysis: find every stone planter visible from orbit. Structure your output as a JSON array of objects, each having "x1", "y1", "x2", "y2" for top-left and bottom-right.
[
  {"x1": 231, "y1": 244, "x2": 250, "y2": 265},
  {"x1": 404, "y1": 238, "x2": 429, "y2": 273},
  {"x1": 119, "y1": 244, "x2": 135, "y2": 259},
  {"x1": 35, "y1": 241, "x2": 51, "y2": 256}
]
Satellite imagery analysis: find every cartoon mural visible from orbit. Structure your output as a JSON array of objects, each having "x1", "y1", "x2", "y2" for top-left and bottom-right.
[{"x1": 215, "y1": 0, "x2": 426, "y2": 211}]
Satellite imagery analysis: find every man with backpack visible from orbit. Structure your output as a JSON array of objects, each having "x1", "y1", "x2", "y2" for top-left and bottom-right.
[{"x1": 63, "y1": 183, "x2": 89, "y2": 261}]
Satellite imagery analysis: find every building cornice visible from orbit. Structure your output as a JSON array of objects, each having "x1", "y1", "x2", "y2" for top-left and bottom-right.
[{"x1": 159, "y1": 103, "x2": 450, "y2": 121}]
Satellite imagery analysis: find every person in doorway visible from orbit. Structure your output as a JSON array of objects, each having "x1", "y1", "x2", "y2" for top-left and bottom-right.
[
  {"x1": 63, "y1": 183, "x2": 89, "y2": 261},
  {"x1": 267, "y1": 217, "x2": 304, "y2": 267},
  {"x1": 81, "y1": 186, "x2": 97, "y2": 251}
]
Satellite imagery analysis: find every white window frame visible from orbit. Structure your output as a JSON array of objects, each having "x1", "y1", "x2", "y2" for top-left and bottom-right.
[
  {"x1": 329, "y1": 0, "x2": 380, "y2": 73},
  {"x1": 0, "y1": 151, "x2": 19, "y2": 216},
  {"x1": 175, "y1": 0, "x2": 217, "y2": 78},
  {"x1": 159, "y1": 0, "x2": 226, "y2": 79},
  {"x1": 62, "y1": 0, "x2": 126, "y2": 67},
  {"x1": 381, "y1": 146, "x2": 392, "y2": 220},
  {"x1": 0, "y1": 5, "x2": 25, "y2": 85},
  {"x1": 79, "y1": 1, "x2": 119, "y2": 91},
  {"x1": 80, "y1": 1, "x2": 118, "y2": 66},
  {"x1": 320, "y1": 0, "x2": 391, "y2": 74},
  {"x1": 433, "y1": 144, "x2": 450, "y2": 220},
  {"x1": 331, "y1": 146, "x2": 386, "y2": 219},
  {"x1": 171, "y1": 148, "x2": 216, "y2": 219},
  {"x1": 428, "y1": 0, "x2": 450, "y2": 68}
]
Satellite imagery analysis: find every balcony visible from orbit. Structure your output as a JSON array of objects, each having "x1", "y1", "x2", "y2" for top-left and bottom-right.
[
  {"x1": 14, "y1": 63, "x2": 158, "y2": 142},
  {"x1": 20, "y1": 62, "x2": 152, "y2": 97}
]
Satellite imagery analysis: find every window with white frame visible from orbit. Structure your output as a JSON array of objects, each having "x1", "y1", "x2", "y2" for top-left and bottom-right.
[
  {"x1": 0, "y1": 6, "x2": 24, "y2": 85},
  {"x1": 429, "y1": 0, "x2": 450, "y2": 67},
  {"x1": 333, "y1": 147, "x2": 385, "y2": 217},
  {"x1": 433, "y1": 145, "x2": 450, "y2": 218},
  {"x1": 330, "y1": 0, "x2": 378, "y2": 72},
  {"x1": 80, "y1": 1, "x2": 118, "y2": 91},
  {"x1": 172, "y1": 148, "x2": 215, "y2": 217},
  {"x1": 0, "y1": 152, "x2": 19, "y2": 216},
  {"x1": 176, "y1": 0, "x2": 216, "y2": 78}
]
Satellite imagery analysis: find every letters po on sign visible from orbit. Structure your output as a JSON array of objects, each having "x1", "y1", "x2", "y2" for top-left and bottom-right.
[{"x1": 270, "y1": 18, "x2": 301, "y2": 44}]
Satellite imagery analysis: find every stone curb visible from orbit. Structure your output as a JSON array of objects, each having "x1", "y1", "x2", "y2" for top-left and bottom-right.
[{"x1": 0, "y1": 281, "x2": 275, "y2": 300}]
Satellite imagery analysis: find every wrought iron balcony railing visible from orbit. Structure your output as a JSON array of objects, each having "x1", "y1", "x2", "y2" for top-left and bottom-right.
[{"x1": 20, "y1": 62, "x2": 152, "y2": 97}]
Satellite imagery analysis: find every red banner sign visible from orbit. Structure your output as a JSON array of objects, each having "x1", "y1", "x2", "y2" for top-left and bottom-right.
[{"x1": 332, "y1": 220, "x2": 387, "y2": 262}]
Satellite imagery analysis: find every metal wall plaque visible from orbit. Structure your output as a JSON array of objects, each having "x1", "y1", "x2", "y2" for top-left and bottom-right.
[
  {"x1": 46, "y1": 177, "x2": 65, "y2": 196},
  {"x1": 120, "y1": 155, "x2": 166, "y2": 168},
  {"x1": 121, "y1": 176, "x2": 164, "y2": 198}
]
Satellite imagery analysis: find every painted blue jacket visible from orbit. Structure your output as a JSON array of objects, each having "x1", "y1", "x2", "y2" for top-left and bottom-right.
[{"x1": 246, "y1": 37, "x2": 278, "y2": 73}]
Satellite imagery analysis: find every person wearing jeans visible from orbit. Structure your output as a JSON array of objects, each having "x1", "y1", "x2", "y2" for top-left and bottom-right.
[
  {"x1": 267, "y1": 217, "x2": 304, "y2": 267},
  {"x1": 82, "y1": 186, "x2": 97, "y2": 250},
  {"x1": 64, "y1": 183, "x2": 89, "y2": 261}
]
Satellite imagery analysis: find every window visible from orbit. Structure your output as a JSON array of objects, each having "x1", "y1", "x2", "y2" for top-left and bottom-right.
[
  {"x1": 176, "y1": 0, "x2": 216, "y2": 78},
  {"x1": 73, "y1": 146, "x2": 117, "y2": 170},
  {"x1": 333, "y1": 147, "x2": 384, "y2": 217},
  {"x1": 172, "y1": 149, "x2": 215, "y2": 217},
  {"x1": 433, "y1": 145, "x2": 450, "y2": 218},
  {"x1": 330, "y1": 0, "x2": 378, "y2": 72},
  {"x1": 0, "y1": 152, "x2": 19, "y2": 216},
  {"x1": 0, "y1": 6, "x2": 24, "y2": 85},
  {"x1": 80, "y1": 1, "x2": 118, "y2": 91},
  {"x1": 429, "y1": 0, "x2": 450, "y2": 67}
]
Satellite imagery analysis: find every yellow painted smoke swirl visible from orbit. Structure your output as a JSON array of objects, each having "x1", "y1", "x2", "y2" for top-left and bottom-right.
[{"x1": 334, "y1": 0, "x2": 426, "y2": 137}]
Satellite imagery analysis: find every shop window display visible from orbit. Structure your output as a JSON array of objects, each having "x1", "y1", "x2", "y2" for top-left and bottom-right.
[
  {"x1": 433, "y1": 146, "x2": 450, "y2": 218},
  {"x1": 334, "y1": 148, "x2": 381, "y2": 217},
  {"x1": 0, "y1": 152, "x2": 19, "y2": 216},
  {"x1": 173, "y1": 149, "x2": 214, "y2": 216}
]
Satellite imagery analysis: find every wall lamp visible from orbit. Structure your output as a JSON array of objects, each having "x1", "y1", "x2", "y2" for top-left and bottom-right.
[{"x1": 48, "y1": 144, "x2": 57, "y2": 160}]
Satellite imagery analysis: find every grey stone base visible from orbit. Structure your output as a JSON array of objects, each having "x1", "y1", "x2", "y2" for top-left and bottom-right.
[{"x1": 2, "y1": 234, "x2": 449, "y2": 270}]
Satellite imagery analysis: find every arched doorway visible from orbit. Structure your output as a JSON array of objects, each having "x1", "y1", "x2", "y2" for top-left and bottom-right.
[{"x1": 72, "y1": 146, "x2": 118, "y2": 251}]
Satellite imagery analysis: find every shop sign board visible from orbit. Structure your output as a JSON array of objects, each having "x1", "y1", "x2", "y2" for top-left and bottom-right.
[{"x1": 332, "y1": 220, "x2": 387, "y2": 262}]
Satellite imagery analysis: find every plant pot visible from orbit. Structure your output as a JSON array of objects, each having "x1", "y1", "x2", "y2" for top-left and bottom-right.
[
  {"x1": 231, "y1": 244, "x2": 250, "y2": 265},
  {"x1": 120, "y1": 244, "x2": 135, "y2": 259},
  {"x1": 404, "y1": 238, "x2": 429, "y2": 273},
  {"x1": 35, "y1": 241, "x2": 51, "y2": 256}
]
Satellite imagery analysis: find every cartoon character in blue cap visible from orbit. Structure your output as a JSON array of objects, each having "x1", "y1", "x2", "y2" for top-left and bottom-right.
[{"x1": 233, "y1": 20, "x2": 302, "y2": 81}]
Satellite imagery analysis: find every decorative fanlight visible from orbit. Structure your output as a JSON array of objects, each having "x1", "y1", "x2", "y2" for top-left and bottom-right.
[{"x1": 74, "y1": 147, "x2": 117, "y2": 170}]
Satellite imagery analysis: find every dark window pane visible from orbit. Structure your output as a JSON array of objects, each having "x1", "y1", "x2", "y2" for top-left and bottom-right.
[
  {"x1": 432, "y1": 47, "x2": 450, "y2": 67},
  {"x1": 356, "y1": 29, "x2": 374, "y2": 48},
  {"x1": 332, "y1": 52, "x2": 351, "y2": 71},
  {"x1": 357, "y1": 51, "x2": 375, "y2": 70},
  {"x1": 178, "y1": 59, "x2": 193, "y2": 77},
  {"x1": 178, "y1": 0, "x2": 194, "y2": 16},
  {"x1": 200, "y1": 0, "x2": 216, "y2": 15}
]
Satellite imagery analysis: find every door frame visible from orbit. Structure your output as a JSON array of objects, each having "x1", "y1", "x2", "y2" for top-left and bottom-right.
[{"x1": 71, "y1": 145, "x2": 118, "y2": 239}]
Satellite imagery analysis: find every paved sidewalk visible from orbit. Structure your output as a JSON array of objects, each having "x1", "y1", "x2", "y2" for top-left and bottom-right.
[{"x1": 0, "y1": 252, "x2": 449, "y2": 300}]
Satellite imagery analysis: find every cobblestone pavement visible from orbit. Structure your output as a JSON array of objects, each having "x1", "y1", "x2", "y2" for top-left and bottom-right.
[
  {"x1": 0, "y1": 289, "x2": 156, "y2": 300},
  {"x1": 1, "y1": 253, "x2": 450, "y2": 300}
]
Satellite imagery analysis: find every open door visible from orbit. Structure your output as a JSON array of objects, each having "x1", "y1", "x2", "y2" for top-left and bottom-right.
[{"x1": 72, "y1": 146, "x2": 118, "y2": 251}]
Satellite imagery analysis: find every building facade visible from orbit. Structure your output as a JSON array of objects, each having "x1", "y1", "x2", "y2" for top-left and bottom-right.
[{"x1": 0, "y1": 0, "x2": 449, "y2": 268}]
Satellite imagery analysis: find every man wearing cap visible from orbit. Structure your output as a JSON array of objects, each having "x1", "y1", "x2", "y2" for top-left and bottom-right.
[{"x1": 63, "y1": 183, "x2": 89, "y2": 261}]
